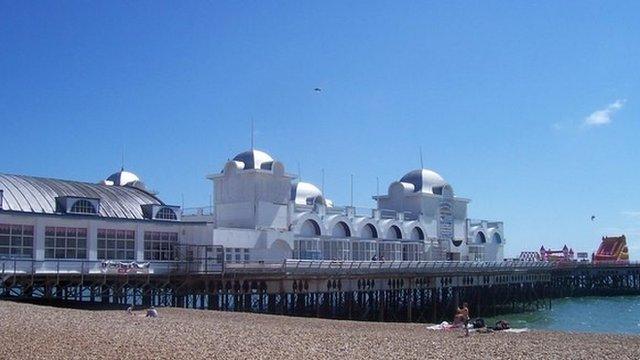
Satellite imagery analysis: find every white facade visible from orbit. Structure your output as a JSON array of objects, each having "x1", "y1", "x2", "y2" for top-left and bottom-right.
[
  {"x1": 200, "y1": 149, "x2": 505, "y2": 262},
  {"x1": 0, "y1": 149, "x2": 504, "y2": 264}
]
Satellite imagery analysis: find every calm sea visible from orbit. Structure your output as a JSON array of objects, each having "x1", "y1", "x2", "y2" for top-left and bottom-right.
[{"x1": 484, "y1": 296, "x2": 640, "y2": 334}]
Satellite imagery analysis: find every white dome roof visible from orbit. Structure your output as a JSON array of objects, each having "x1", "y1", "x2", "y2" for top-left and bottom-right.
[
  {"x1": 291, "y1": 182, "x2": 325, "y2": 206},
  {"x1": 103, "y1": 169, "x2": 146, "y2": 190},
  {"x1": 232, "y1": 149, "x2": 274, "y2": 170},
  {"x1": 400, "y1": 169, "x2": 449, "y2": 194}
]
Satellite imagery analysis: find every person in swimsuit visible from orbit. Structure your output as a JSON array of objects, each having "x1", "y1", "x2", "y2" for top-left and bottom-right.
[{"x1": 459, "y1": 302, "x2": 470, "y2": 337}]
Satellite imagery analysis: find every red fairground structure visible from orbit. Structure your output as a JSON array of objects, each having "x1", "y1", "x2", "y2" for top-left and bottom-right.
[
  {"x1": 539, "y1": 245, "x2": 574, "y2": 262},
  {"x1": 593, "y1": 235, "x2": 629, "y2": 263}
]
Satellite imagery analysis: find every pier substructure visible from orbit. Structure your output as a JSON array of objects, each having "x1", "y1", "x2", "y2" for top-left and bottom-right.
[{"x1": 3, "y1": 261, "x2": 640, "y2": 323}]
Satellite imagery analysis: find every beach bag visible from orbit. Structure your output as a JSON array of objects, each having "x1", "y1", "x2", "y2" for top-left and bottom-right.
[{"x1": 472, "y1": 318, "x2": 485, "y2": 329}]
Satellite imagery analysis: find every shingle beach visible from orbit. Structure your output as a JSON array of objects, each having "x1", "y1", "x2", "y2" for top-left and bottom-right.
[{"x1": 1, "y1": 300, "x2": 639, "y2": 360}]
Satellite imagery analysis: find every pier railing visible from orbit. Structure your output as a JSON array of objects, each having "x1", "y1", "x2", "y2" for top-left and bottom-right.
[
  {"x1": 2, "y1": 258, "x2": 639, "y2": 278},
  {"x1": 223, "y1": 259, "x2": 555, "y2": 276}
]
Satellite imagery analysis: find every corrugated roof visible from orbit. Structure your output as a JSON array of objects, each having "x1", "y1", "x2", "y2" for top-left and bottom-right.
[{"x1": 0, "y1": 173, "x2": 164, "y2": 220}]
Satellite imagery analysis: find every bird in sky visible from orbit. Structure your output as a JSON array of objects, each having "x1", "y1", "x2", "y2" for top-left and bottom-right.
[
  {"x1": 314, "y1": 87, "x2": 322, "y2": 92},
  {"x1": 591, "y1": 215, "x2": 596, "y2": 221}
]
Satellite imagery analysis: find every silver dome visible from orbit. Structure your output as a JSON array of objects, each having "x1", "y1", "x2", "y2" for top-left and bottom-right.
[
  {"x1": 400, "y1": 169, "x2": 449, "y2": 194},
  {"x1": 232, "y1": 149, "x2": 274, "y2": 170},
  {"x1": 291, "y1": 182, "x2": 325, "y2": 206},
  {"x1": 103, "y1": 169, "x2": 146, "y2": 190}
]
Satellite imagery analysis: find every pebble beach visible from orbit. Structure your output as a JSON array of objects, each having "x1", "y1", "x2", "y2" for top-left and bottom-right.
[{"x1": 2, "y1": 300, "x2": 640, "y2": 360}]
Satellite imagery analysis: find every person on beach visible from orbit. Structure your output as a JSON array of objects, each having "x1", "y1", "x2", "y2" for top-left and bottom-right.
[
  {"x1": 126, "y1": 306, "x2": 133, "y2": 315},
  {"x1": 146, "y1": 306, "x2": 158, "y2": 318},
  {"x1": 458, "y1": 302, "x2": 470, "y2": 337},
  {"x1": 371, "y1": 255, "x2": 378, "y2": 261}
]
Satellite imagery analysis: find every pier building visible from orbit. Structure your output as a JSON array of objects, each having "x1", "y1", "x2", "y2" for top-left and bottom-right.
[{"x1": 0, "y1": 148, "x2": 503, "y2": 267}]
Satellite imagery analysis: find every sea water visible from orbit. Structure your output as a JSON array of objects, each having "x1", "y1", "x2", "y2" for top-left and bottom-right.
[{"x1": 484, "y1": 296, "x2": 640, "y2": 334}]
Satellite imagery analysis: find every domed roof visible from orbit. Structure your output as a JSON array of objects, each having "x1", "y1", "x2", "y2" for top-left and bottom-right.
[
  {"x1": 103, "y1": 169, "x2": 146, "y2": 190},
  {"x1": 232, "y1": 149, "x2": 274, "y2": 170},
  {"x1": 400, "y1": 169, "x2": 449, "y2": 194},
  {"x1": 291, "y1": 182, "x2": 325, "y2": 206}
]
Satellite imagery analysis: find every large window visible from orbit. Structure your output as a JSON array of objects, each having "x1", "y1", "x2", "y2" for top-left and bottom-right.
[
  {"x1": 98, "y1": 229, "x2": 135, "y2": 260},
  {"x1": 351, "y1": 240, "x2": 377, "y2": 261},
  {"x1": 402, "y1": 243, "x2": 422, "y2": 261},
  {"x1": 144, "y1": 231, "x2": 178, "y2": 260},
  {"x1": 379, "y1": 241, "x2": 402, "y2": 261},
  {"x1": 322, "y1": 239, "x2": 350, "y2": 260},
  {"x1": 293, "y1": 239, "x2": 321, "y2": 260},
  {"x1": 44, "y1": 227, "x2": 87, "y2": 259},
  {"x1": 0, "y1": 224, "x2": 34, "y2": 259}
]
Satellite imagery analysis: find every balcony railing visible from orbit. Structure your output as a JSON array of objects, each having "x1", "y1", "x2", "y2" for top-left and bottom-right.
[{"x1": 181, "y1": 206, "x2": 214, "y2": 217}]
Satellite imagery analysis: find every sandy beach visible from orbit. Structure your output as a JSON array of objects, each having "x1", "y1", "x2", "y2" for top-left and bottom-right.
[{"x1": 1, "y1": 300, "x2": 639, "y2": 360}]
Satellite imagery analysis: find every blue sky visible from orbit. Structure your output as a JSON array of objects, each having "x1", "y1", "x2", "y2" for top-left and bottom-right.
[{"x1": 1, "y1": 1, "x2": 639, "y2": 258}]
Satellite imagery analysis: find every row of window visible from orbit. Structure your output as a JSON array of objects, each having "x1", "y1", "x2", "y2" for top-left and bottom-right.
[
  {"x1": 0, "y1": 224, "x2": 178, "y2": 261},
  {"x1": 292, "y1": 239, "x2": 422, "y2": 261}
]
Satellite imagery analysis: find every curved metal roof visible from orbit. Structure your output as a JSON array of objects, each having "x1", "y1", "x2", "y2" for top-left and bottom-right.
[{"x1": 0, "y1": 173, "x2": 164, "y2": 220}]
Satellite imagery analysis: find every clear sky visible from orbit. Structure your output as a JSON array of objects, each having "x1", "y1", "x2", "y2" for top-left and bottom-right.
[{"x1": 1, "y1": 1, "x2": 639, "y2": 258}]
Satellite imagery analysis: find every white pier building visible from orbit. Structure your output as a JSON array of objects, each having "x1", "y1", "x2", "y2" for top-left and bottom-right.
[{"x1": 0, "y1": 148, "x2": 504, "y2": 267}]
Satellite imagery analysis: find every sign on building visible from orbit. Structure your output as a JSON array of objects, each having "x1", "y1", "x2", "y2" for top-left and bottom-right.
[{"x1": 101, "y1": 261, "x2": 150, "y2": 274}]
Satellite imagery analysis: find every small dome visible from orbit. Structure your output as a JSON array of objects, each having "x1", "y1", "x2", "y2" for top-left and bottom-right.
[
  {"x1": 400, "y1": 169, "x2": 449, "y2": 195},
  {"x1": 291, "y1": 182, "x2": 325, "y2": 206},
  {"x1": 232, "y1": 149, "x2": 274, "y2": 170},
  {"x1": 103, "y1": 169, "x2": 146, "y2": 190}
]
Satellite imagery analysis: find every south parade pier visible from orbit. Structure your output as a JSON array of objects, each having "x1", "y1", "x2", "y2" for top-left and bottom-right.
[{"x1": 3, "y1": 259, "x2": 639, "y2": 323}]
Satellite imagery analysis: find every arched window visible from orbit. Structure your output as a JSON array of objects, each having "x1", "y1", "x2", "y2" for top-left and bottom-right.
[
  {"x1": 475, "y1": 232, "x2": 487, "y2": 244},
  {"x1": 300, "y1": 219, "x2": 321, "y2": 237},
  {"x1": 361, "y1": 223, "x2": 378, "y2": 239},
  {"x1": 331, "y1": 221, "x2": 351, "y2": 237},
  {"x1": 492, "y1": 233, "x2": 502, "y2": 244},
  {"x1": 410, "y1": 227, "x2": 425, "y2": 241},
  {"x1": 70, "y1": 200, "x2": 96, "y2": 214},
  {"x1": 386, "y1": 225, "x2": 402, "y2": 240},
  {"x1": 156, "y1": 207, "x2": 177, "y2": 220}
]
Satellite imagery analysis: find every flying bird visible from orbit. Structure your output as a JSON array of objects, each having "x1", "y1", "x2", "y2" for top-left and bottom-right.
[
  {"x1": 314, "y1": 88, "x2": 322, "y2": 92},
  {"x1": 591, "y1": 215, "x2": 596, "y2": 221}
]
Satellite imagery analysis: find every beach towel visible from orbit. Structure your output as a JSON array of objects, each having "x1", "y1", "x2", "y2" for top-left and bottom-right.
[
  {"x1": 426, "y1": 321, "x2": 456, "y2": 330},
  {"x1": 503, "y1": 328, "x2": 528, "y2": 333}
]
